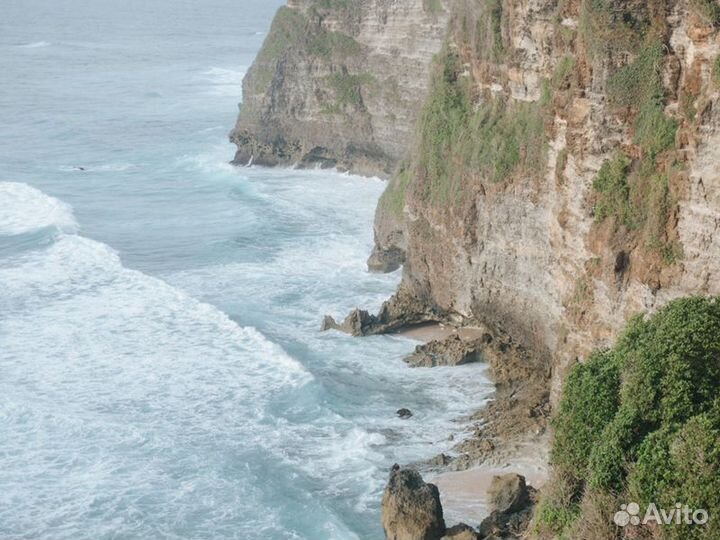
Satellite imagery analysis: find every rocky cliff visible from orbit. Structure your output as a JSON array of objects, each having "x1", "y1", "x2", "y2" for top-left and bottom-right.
[
  {"x1": 230, "y1": 0, "x2": 450, "y2": 177},
  {"x1": 372, "y1": 0, "x2": 720, "y2": 401},
  {"x1": 236, "y1": 0, "x2": 720, "y2": 400}
]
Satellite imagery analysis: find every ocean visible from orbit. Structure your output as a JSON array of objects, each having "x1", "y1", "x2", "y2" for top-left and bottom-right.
[{"x1": 0, "y1": 1, "x2": 491, "y2": 538}]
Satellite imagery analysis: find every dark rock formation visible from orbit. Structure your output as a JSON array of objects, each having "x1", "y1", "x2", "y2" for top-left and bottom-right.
[
  {"x1": 404, "y1": 334, "x2": 483, "y2": 368},
  {"x1": 321, "y1": 287, "x2": 440, "y2": 337},
  {"x1": 396, "y1": 408, "x2": 413, "y2": 419},
  {"x1": 381, "y1": 465, "x2": 446, "y2": 540}
]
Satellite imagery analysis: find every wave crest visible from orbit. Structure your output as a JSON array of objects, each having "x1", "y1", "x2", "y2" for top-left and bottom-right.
[{"x1": 0, "y1": 182, "x2": 78, "y2": 236}]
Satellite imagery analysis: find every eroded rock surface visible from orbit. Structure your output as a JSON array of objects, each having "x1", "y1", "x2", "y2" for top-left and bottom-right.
[
  {"x1": 231, "y1": 0, "x2": 450, "y2": 177},
  {"x1": 381, "y1": 466, "x2": 446, "y2": 540}
]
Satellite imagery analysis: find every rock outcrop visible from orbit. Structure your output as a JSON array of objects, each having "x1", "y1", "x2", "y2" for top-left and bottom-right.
[
  {"x1": 381, "y1": 465, "x2": 446, "y2": 540},
  {"x1": 231, "y1": 0, "x2": 450, "y2": 177},
  {"x1": 478, "y1": 474, "x2": 537, "y2": 540},
  {"x1": 441, "y1": 524, "x2": 479, "y2": 540},
  {"x1": 404, "y1": 334, "x2": 487, "y2": 368}
]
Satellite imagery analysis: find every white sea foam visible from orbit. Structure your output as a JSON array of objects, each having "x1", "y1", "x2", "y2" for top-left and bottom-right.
[
  {"x1": 16, "y1": 41, "x2": 51, "y2": 48},
  {"x1": 0, "y1": 182, "x2": 78, "y2": 235},
  {"x1": 203, "y1": 67, "x2": 246, "y2": 97}
]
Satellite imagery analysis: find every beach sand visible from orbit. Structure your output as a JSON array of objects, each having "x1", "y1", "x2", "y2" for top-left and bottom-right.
[{"x1": 431, "y1": 442, "x2": 550, "y2": 526}]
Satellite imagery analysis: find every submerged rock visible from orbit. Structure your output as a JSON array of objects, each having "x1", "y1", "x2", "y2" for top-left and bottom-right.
[
  {"x1": 396, "y1": 408, "x2": 413, "y2": 419},
  {"x1": 381, "y1": 465, "x2": 446, "y2": 540}
]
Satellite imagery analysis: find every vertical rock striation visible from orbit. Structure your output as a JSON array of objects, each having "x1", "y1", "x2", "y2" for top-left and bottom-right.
[
  {"x1": 231, "y1": 0, "x2": 450, "y2": 177},
  {"x1": 235, "y1": 0, "x2": 720, "y2": 425},
  {"x1": 371, "y1": 0, "x2": 720, "y2": 400}
]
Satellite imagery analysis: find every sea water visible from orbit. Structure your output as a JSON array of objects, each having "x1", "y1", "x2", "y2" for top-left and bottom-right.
[{"x1": 0, "y1": 1, "x2": 492, "y2": 538}]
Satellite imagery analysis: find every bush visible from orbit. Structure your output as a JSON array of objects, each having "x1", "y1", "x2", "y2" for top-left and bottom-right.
[
  {"x1": 592, "y1": 152, "x2": 632, "y2": 225},
  {"x1": 546, "y1": 297, "x2": 720, "y2": 539},
  {"x1": 551, "y1": 350, "x2": 621, "y2": 482}
]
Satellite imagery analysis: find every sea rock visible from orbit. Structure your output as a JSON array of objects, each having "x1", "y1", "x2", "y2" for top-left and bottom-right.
[
  {"x1": 440, "y1": 523, "x2": 479, "y2": 540},
  {"x1": 322, "y1": 287, "x2": 439, "y2": 337},
  {"x1": 381, "y1": 465, "x2": 446, "y2": 540},
  {"x1": 426, "y1": 453, "x2": 453, "y2": 467},
  {"x1": 404, "y1": 334, "x2": 482, "y2": 368},
  {"x1": 396, "y1": 408, "x2": 413, "y2": 419},
  {"x1": 320, "y1": 309, "x2": 373, "y2": 336}
]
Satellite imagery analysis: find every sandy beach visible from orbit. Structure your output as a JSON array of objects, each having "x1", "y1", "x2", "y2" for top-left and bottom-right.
[{"x1": 432, "y1": 441, "x2": 550, "y2": 525}]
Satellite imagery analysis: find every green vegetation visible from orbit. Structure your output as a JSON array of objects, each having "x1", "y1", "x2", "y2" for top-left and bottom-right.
[
  {"x1": 423, "y1": 0, "x2": 444, "y2": 14},
  {"x1": 592, "y1": 152, "x2": 632, "y2": 225},
  {"x1": 412, "y1": 48, "x2": 546, "y2": 204},
  {"x1": 534, "y1": 497, "x2": 581, "y2": 538},
  {"x1": 307, "y1": 30, "x2": 361, "y2": 58},
  {"x1": 326, "y1": 72, "x2": 375, "y2": 108},
  {"x1": 249, "y1": 7, "x2": 307, "y2": 88},
  {"x1": 548, "y1": 297, "x2": 720, "y2": 539},
  {"x1": 378, "y1": 166, "x2": 411, "y2": 215},
  {"x1": 585, "y1": 10, "x2": 679, "y2": 263},
  {"x1": 579, "y1": 0, "x2": 650, "y2": 59},
  {"x1": 607, "y1": 41, "x2": 678, "y2": 159},
  {"x1": 689, "y1": 0, "x2": 720, "y2": 26},
  {"x1": 251, "y1": 5, "x2": 362, "y2": 89},
  {"x1": 552, "y1": 55, "x2": 576, "y2": 89},
  {"x1": 475, "y1": 0, "x2": 505, "y2": 63},
  {"x1": 713, "y1": 55, "x2": 720, "y2": 85},
  {"x1": 592, "y1": 151, "x2": 680, "y2": 262}
]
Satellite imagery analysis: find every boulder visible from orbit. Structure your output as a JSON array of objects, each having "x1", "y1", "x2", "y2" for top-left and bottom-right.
[
  {"x1": 396, "y1": 408, "x2": 414, "y2": 419},
  {"x1": 487, "y1": 474, "x2": 530, "y2": 515},
  {"x1": 441, "y1": 523, "x2": 479, "y2": 540},
  {"x1": 478, "y1": 474, "x2": 536, "y2": 539},
  {"x1": 381, "y1": 465, "x2": 446, "y2": 540}
]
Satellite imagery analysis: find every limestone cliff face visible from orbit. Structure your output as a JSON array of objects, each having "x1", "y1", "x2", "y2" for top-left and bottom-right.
[
  {"x1": 373, "y1": 0, "x2": 720, "y2": 399},
  {"x1": 237, "y1": 0, "x2": 720, "y2": 401},
  {"x1": 231, "y1": 0, "x2": 450, "y2": 177}
]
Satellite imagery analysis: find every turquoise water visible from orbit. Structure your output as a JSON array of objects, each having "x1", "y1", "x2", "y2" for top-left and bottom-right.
[{"x1": 0, "y1": 2, "x2": 491, "y2": 538}]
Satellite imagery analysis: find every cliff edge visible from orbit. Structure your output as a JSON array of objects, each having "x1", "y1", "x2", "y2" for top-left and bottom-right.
[{"x1": 230, "y1": 0, "x2": 450, "y2": 177}]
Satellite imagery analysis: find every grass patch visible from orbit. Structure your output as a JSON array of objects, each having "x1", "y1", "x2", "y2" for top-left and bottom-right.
[
  {"x1": 579, "y1": 0, "x2": 649, "y2": 59},
  {"x1": 414, "y1": 48, "x2": 546, "y2": 204},
  {"x1": 378, "y1": 166, "x2": 411, "y2": 216},
  {"x1": 423, "y1": 0, "x2": 444, "y2": 14},
  {"x1": 689, "y1": 0, "x2": 720, "y2": 26},
  {"x1": 326, "y1": 72, "x2": 375, "y2": 107},
  {"x1": 713, "y1": 55, "x2": 720, "y2": 85},
  {"x1": 308, "y1": 30, "x2": 361, "y2": 58},
  {"x1": 475, "y1": 0, "x2": 505, "y2": 63}
]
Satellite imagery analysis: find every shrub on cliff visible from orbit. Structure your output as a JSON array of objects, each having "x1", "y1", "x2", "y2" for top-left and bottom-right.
[{"x1": 545, "y1": 297, "x2": 720, "y2": 539}]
